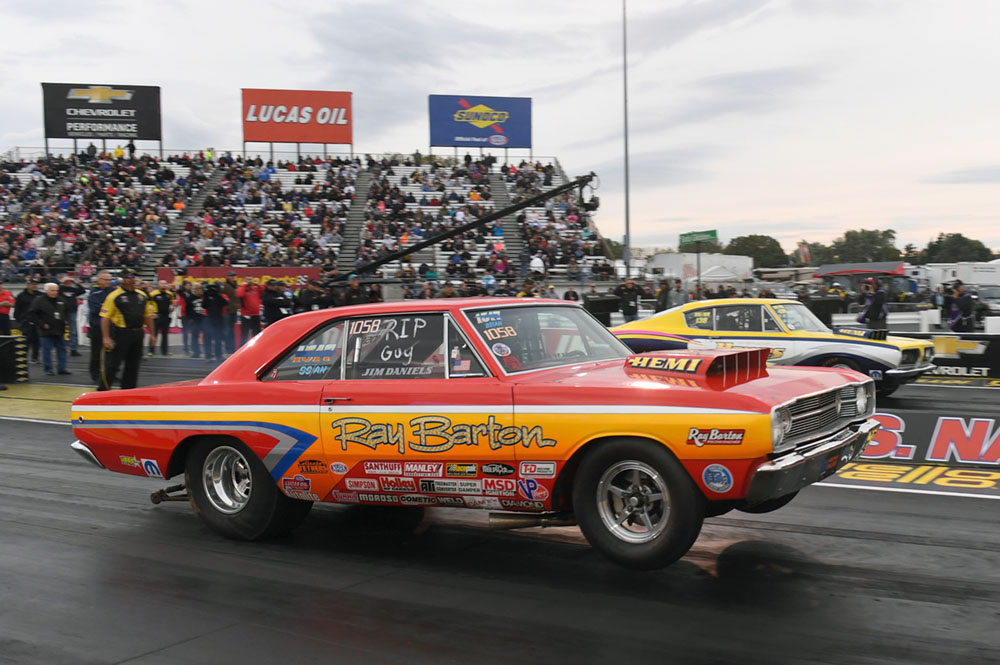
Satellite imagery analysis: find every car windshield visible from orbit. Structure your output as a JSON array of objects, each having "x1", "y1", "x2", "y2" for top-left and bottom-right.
[
  {"x1": 465, "y1": 304, "x2": 630, "y2": 373},
  {"x1": 768, "y1": 302, "x2": 830, "y2": 332}
]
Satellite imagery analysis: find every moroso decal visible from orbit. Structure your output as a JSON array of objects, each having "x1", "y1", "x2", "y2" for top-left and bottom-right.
[{"x1": 329, "y1": 416, "x2": 555, "y2": 454}]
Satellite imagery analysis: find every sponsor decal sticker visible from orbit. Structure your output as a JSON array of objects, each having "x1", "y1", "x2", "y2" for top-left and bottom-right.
[
  {"x1": 363, "y1": 461, "x2": 402, "y2": 475},
  {"x1": 702, "y1": 464, "x2": 734, "y2": 493},
  {"x1": 501, "y1": 499, "x2": 545, "y2": 510},
  {"x1": 436, "y1": 496, "x2": 465, "y2": 506},
  {"x1": 119, "y1": 455, "x2": 140, "y2": 468},
  {"x1": 870, "y1": 370, "x2": 884, "y2": 380},
  {"x1": 519, "y1": 461, "x2": 556, "y2": 477},
  {"x1": 686, "y1": 428, "x2": 745, "y2": 447},
  {"x1": 332, "y1": 490, "x2": 359, "y2": 503},
  {"x1": 357, "y1": 493, "x2": 400, "y2": 504},
  {"x1": 516, "y1": 478, "x2": 550, "y2": 501},
  {"x1": 399, "y1": 494, "x2": 437, "y2": 505},
  {"x1": 482, "y1": 463, "x2": 516, "y2": 476},
  {"x1": 404, "y1": 461, "x2": 443, "y2": 477},
  {"x1": 345, "y1": 478, "x2": 379, "y2": 491},
  {"x1": 282, "y1": 474, "x2": 311, "y2": 494},
  {"x1": 626, "y1": 355, "x2": 704, "y2": 373},
  {"x1": 482, "y1": 477, "x2": 517, "y2": 496},
  {"x1": 492, "y1": 343, "x2": 512, "y2": 357},
  {"x1": 330, "y1": 462, "x2": 349, "y2": 474},
  {"x1": 297, "y1": 459, "x2": 329, "y2": 474},
  {"x1": 141, "y1": 458, "x2": 163, "y2": 479},
  {"x1": 446, "y1": 462, "x2": 478, "y2": 477},
  {"x1": 380, "y1": 476, "x2": 418, "y2": 492},
  {"x1": 330, "y1": 416, "x2": 555, "y2": 454},
  {"x1": 420, "y1": 478, "x2": 482, "y2": 494},
  {"x1": 463, "y1": 496, "x2": 502, "y2": 510}
]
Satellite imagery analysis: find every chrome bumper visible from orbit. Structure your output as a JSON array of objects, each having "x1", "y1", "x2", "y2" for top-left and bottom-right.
[
  {"x1": 745, "y1": 419, "x2": 880, "y2": 505},
  {"x1": 70, "y1": 440, "x2": 105, "y2": 469},
  {"x1": 885, "y1": 362, "x2": 935, "y2": 379}
]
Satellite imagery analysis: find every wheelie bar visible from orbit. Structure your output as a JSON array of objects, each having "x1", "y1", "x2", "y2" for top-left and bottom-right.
[{"x1": 150, "y1": 484, "x2": 188, "y2": 504}]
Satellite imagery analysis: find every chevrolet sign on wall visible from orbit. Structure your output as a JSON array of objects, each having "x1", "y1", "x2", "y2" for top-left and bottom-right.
[{"x1": 42, "y1": 82, "x2": 162, "y2": 140}]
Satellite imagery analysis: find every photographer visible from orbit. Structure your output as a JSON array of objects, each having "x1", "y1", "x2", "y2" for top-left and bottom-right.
[
  {"x1": 262, "y1": 280, "x2": 292, "y2": 328},
  {"x1": 202, "y1": 282, "x2": 229, "y2": 363},
  {"x1": 857, "y1": 277, "x2": 888, "y2": 330},
  {"x1": 294, "y1": 279, "x2": 328, "y2": 313}
]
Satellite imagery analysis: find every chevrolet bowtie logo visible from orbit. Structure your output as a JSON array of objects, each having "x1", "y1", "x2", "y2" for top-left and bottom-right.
[
  {"x1": 67, "y1": 86, "x2": 134, "y2": 104},
  {"x1": 931, "y1": 336, "x2": 986, "y2": 358}
]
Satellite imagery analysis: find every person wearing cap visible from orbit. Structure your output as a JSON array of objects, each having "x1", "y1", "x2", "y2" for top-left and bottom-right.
[
  {"x1": 950, "y1": 280, "x2": 975, "y2": 332},
  {"x1": 86, "y1": 271, "x2": 115, "y2": 382},
  {"x1": 28, "y1": 282, "x2": 71, "y2": 376},
  {"x1": 98, "y1": 271, "x2": 154, "y2": 390},
  {"x1": 294, "y1": 279, "x2": 327, "y2": 313},
  {"x1": 147, "y1": 280, "x2": 176, "y2": 356},
  {"x1": 342, "y1": 274, "x2": 366, "y2": 306},
  {"x1": 0, "y1": 279, "x2": 15, "y2": 335},
  {"x1": 14, "y1": 280, "x2": 41, "y2": 364},
  {"x1": 235, "y1": 276, "x2": 263, "y2": 345},
  {"x1": 857, "y1": 277, "x2": 888, "y2": 330},
  {"x1": 262, "y1": 280, "x2": 292, "y2": 328},
  {"x1": 516, "y1": 279, "x2": 539, "y2": 298},
  {"x1": 614, "y1": 277, "x2": 643, "y2": 322},
  {"x1": 58, "y1": 275, "x2": 86, "y2": 356},
  {"x1": 221, "y1": 271, "x2": 241, "y2": 354}
]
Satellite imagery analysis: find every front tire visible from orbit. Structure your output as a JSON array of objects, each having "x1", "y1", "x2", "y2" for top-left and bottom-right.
[
  {"x1": 573, "y1": 439, "x2": 704, "y2": 570},
  {"x1": 822, "y1": 357, "x2": 860, "y2": 371},
  {"x1": 185, "y1": 437, "x2": 313, "y2": 540},
  {"x1": 737, "y1": 491, "x2": 798, "y2": 514}
]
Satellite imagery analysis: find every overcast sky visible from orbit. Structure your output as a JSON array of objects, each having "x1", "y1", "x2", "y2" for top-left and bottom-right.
[{"x1": 2, "y1": 0, "x2": 998, "y2": 254}]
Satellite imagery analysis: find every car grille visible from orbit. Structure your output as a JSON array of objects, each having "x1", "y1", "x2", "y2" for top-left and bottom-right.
[{"x1": 786, "y1": 386, "x2": 859, "y2": 443}]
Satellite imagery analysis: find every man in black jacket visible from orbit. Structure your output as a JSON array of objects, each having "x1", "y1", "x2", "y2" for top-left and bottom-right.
[
  {"x1": 14, "y1": 280, "x2": 41, "y2": 363},
  {"x1": 29, "y1": 282, "x2": 71, "y2": 376},
  {"x1": 262, "y1": 280, "x2": 292, "y2": 327},
  {"x1": 59, "y1": 276, "x2": 86, "y2": 356},
  {"x1": 614, "y1": 277, "x2": 643, "y2": 323},
  {"x1": 202, "y1": 282, "x2": 228, "y2": 362}
]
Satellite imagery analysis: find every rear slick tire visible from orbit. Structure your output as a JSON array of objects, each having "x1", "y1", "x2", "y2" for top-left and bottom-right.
[
  {"x1": 185, "y1": 437, "x2": 313, "y2": 541},
  {"x1": 573, "y1": 439, "x2": 704, "y2": 570}
]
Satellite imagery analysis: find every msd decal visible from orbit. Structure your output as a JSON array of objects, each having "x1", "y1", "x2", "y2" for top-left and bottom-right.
[
  {"x1": 686, "y1": 428, "x2": 744, "y2": 447},
  {"x1": 516, "y1": 478, "x2": 549, "y2": 501},
  {"x1": 482, "y1": 478, "x2": 516, "y2": 496}
]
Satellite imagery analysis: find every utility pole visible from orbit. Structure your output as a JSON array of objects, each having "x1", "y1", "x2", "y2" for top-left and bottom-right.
[{"x1": 622, "y1": 0, "x2": 632, "y2": 279}]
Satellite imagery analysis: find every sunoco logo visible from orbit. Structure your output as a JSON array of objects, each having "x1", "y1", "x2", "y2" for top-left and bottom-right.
[
  {"x1": 686, "y1": 428, "x2": 745, "y2": 447},
  {"x1": 454, "y1": 104, "x2": 509, "y2": 128}
]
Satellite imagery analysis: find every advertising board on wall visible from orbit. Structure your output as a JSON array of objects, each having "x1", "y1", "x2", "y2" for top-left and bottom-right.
[
  {"x1": 242, "y1": 89, "x2": 353, "y2": 144},
  {"x1": 42, "y1": 82, "x2": 162, "y2": 140},
  {"x1": 157, "y1": 267, "x2": 322, "y2": 287},
  {"x1": 428, "y1": 95, "x2": 531, "y2": 148}
]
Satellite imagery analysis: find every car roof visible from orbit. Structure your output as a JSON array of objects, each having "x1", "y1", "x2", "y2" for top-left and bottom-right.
[{"x1": 680, "y1": 298, "x2": 800, "y2": 308}]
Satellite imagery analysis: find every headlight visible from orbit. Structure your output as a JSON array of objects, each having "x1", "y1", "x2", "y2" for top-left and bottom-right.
[
  {"x1": 772, "y1": 406, "x2": 792, "y2": 452},
  {"x1": 855, "y1": 384, "x2": 869, "y2": 414},
  {"x1": 923, "y1": 347, "x2": 934, "y2": 363}
]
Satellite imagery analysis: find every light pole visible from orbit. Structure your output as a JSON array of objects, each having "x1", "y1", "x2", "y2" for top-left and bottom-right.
[{"x1": 622, "y1": 0, "x2": 632, "y2": 279}]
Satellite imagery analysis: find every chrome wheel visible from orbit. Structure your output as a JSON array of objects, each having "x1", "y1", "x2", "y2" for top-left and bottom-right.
[
  {"x1": 202, "y1": 446, "x2": 252, "y2": 515},
  {"x1": 596, "y1": 460, "x2": 670, "y2": 544}
]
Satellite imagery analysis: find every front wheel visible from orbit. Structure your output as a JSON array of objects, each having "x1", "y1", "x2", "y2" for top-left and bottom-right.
[
  {"x1": 185, "y1": 437, "x2": 313, "y2": 540},
  {"x1": 573, "y1": 439, "x2": 704, "y2": 570}
]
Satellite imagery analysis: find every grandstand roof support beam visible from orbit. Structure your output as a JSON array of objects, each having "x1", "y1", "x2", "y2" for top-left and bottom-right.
[{"x1": 345, "y1": 171, "x2": 598, "y2": 281}]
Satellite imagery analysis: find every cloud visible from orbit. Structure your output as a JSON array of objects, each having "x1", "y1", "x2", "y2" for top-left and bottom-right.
[
  {"x1": 589, "y1": 145, "x2": 722, "y2": 192},
  {"x1": 924, "y1": 166, "x2": 1000, "y2": 184}
]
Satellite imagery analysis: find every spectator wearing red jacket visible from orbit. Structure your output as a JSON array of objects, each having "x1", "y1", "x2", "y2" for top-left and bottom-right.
[
  {"x1": 0, "y1": 279, "x2": 15, "y2": 335},
  {"x1": 235, "y1": 278, "x2": 263, "y2": 346}
]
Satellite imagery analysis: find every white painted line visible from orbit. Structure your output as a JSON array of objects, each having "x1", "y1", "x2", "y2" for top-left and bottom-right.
[
  {"x1": 911, "y1": 384, "x2": 1000, "y2": 391},
  {"x1": 0, "y1": 416, "x2": 73, "y2": 426},
  {"x1": 816, "y1": 482, "x2": 1000, "y2": 500}
]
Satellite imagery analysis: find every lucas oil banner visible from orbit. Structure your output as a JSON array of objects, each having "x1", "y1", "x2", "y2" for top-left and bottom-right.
[
  {"x1": 242, "y1": 89, "x2": 353, "y2": 144},
  {"x1": 429, "y1": 95, "x2": 531, "y2": 149}
]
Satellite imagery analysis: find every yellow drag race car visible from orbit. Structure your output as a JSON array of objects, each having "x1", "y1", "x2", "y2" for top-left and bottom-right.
[{"x1": 613, "y1": 298, "x2": 935, "y2": 397}]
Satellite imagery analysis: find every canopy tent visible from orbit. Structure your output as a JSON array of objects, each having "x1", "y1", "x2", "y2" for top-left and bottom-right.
[
  {"x1": 684, "y1": 265, "x2": 746, "y2": 284},
  {"x1": 813, "y1": 261, "x2": 905, "y2": 278}
]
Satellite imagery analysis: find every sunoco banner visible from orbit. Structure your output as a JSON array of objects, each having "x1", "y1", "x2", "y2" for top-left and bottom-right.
[
  {"x1": 429, "y1": 95, "x2": 531, "y2": 148},
  {"x1": 242, "y1": 89, "x2": 352, "y2": 144},
  {"x1": 42, "y1": 82, "x2": 162, "y2": 140}
]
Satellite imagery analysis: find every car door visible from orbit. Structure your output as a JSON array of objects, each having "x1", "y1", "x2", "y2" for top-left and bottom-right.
[{"x1": 319, "y1": 311, "x2": 515, "y2": 508}]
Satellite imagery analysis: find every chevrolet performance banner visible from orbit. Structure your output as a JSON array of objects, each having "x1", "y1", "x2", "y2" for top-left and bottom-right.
[
  {"x1": 429, "y1": 95, "x2": 531, "y2": 148},
  {"x1": 42, "y1": 82, "x2": 162, "y2": 140}
]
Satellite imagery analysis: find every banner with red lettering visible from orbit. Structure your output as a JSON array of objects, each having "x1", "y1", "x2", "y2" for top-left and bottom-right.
[
  {"x1": 860, "y1": 411, "x2": 1000, "y2": 467},
  {"x1": 242, "y1": 88, "x2": 352, "y2": 144}
]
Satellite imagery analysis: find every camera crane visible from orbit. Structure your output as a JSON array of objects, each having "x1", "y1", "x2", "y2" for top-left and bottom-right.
[{"x1": 337, "y1": 171, "x2": 599, "y2": 281}]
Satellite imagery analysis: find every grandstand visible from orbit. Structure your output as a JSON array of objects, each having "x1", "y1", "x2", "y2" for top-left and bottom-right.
[{"x1": 1, "y1": 150, "x2": 612, "y2": 291}]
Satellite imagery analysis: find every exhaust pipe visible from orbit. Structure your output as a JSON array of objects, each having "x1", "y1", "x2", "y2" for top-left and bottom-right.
[
  {"x1": 70, "y1": 440, "x2": 105, "y2": 469},
  {"x1": 488, "y1": 512, "x2": 576, "y2": 530}
]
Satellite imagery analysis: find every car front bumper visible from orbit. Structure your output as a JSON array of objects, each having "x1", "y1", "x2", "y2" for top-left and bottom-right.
[
  {"x1": 745, "y1": 419, "x2": 880, "y2": 505},
  {"x1": 885, "y1": 362, "x2": 935, "y2": 380}
]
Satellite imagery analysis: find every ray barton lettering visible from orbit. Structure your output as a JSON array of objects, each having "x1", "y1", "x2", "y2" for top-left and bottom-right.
[{"x1": 329, "y1": 415, "x2": 556, "y2": 453}]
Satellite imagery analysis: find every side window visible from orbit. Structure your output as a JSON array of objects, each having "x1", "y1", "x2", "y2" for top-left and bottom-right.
[
  {"x1": 263, "y1": 321, "x2": 344, "y2": 381},
  {"x1": 447, "y1": 319, "x2": 487, "y2": 378},
  {"x1": 345, "y1": 314, "x2": 446, "y2": 380},
  {"x1": 684, "y1": 308, "x2": 714, "y2": 331},
  {"x1": 714, "y1": 305, "x2": 761, "y2": 332},
  {"x1": 763, "y1": 308, "x2": 782, "y2": 332}
]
